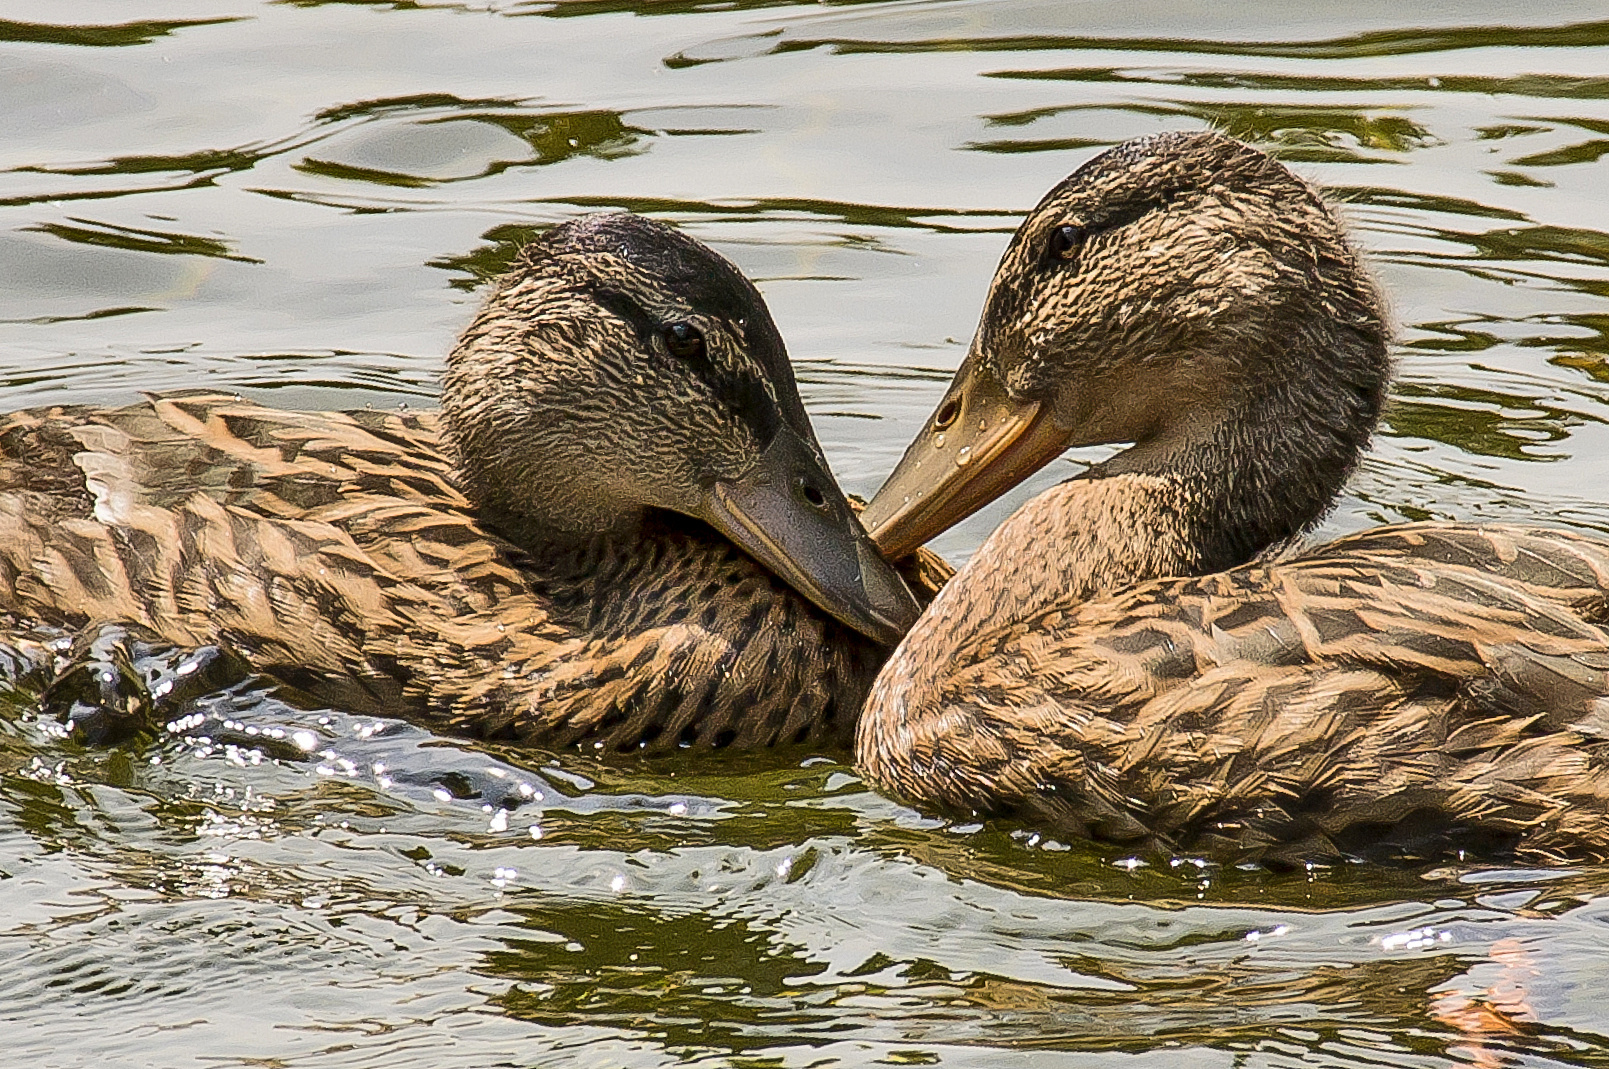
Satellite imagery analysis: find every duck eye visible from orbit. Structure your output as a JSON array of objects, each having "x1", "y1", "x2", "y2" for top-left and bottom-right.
[
  {"x1": 663, "y1": 321, "x2": 706, "y2": 359},
  {"x1": 1047, "y1": 224, "x2": 1089, "y2": 262}
]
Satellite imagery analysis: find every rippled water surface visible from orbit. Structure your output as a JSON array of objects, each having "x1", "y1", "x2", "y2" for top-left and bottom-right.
[{"x1": 6, "y1": 2, "x2": 1609, "y2": 1066}]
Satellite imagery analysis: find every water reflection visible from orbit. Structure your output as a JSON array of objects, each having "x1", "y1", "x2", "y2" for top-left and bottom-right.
[
  {"x1": 9, "y1": 674, "x2": 1609, "y2": 1065},
  {"x1": 466, "y1": 828, "x2": 1609, "y2": 1060}
]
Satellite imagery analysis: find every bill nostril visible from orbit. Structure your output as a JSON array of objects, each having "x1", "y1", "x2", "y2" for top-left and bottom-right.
[
  {"x1": 796, "y1": 477, "x2": 828, "y2": 511},
  {"x1": 933, "y1": 397, "x2": 961, "y2": 430}
]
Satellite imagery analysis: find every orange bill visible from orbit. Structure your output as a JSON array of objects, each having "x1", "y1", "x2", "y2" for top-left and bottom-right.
[{"x1": 860, "y1": 348, "x2": 1073, "y2": 561}]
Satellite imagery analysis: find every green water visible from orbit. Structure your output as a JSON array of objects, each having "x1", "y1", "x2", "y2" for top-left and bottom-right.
[{"x1": 5, "y1": 2, "x2": 1609, "y2": 1065}]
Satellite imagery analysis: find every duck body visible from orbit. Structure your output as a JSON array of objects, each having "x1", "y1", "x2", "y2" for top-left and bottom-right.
[
  {"x1": 0, "y1": 213, "x2": 925, "y2": 753},
  {"x1": 0, "y1": 393, "x2": 889, "y2": 751},
  {"x1": 862, "y1": 513, "x2": 1609, "y2": 863},
  {"x1": 857, "y1": 131, "x2": 1609, "y2": 863}
]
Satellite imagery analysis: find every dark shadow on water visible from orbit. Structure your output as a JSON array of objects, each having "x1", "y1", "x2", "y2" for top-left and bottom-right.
[
  {"x1": 311, "y1": 92, "x2": 531, "y2": 126},
  {"x1": 297, "y1": 109, "x2": 648, "y2": 188},
  {"x1": 1374, "y1": 215, "x2": 1609, "y2": 302},
  {"x1": 991, "y1": 67, "x2": 1609, "y2": 105},
  {"x1": 271, "y1": 0, "x2": 897, "y2": 16},
  {"x1": 971, "y1": 101, "x2": 1437, "y2": 162},
  {"x1": 756, "y1": 19, "x2": 1609, "y2": 62},
  {"x1": 13, "y1": 99, "x2": 648, "y2": 209},
  {"x1": 25, "y1": 219, "x2": 261, "y2": 264},
  {"x1": 527, "y1": 0, "x2": 895, "y2": 19},
  {"x1": 434, "y1": 203, "x2": 1017, "y2": 289},
  {"x1": 1336, "y1": 186, "x2": 1530, "y2": 223},
  {"x1": 0, "y1": 16, "x2": 242, "y2": 48},
  {"x1": 1382, "y1": 384, "x2": 1597, "y2": 463}
]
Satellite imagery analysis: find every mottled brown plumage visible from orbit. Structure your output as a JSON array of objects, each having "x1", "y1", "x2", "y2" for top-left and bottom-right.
[
  {"x1": 856, "y1": 131, "x2": 1609, "y2": 863},
  {"x1": 0, "y1": 213, "x2": 935, "y2": 753}
]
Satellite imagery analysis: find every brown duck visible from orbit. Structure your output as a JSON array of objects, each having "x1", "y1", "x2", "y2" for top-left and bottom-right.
[
  {"x1": 856, "y1": 131, "x2": 1609, "y2": 864},
  {"x1": 0, "y1": 213, "x2": 931, "y2": 753}
]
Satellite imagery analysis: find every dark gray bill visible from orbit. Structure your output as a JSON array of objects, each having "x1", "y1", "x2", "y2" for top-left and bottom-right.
[{"x1": 702, "y1": 426, "x2": 921, "y2": 647}]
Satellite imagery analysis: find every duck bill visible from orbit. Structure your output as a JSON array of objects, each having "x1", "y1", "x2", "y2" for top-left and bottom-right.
[
  {"x1": 861, "y1": 350, "x2": 1074, "y2": 560},
  {"x1": 703, "y1": 427, "x2": 921, "y2": 647}
]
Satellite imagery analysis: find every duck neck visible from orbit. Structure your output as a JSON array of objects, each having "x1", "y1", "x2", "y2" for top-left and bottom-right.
[
  {"x1": 473, "y1": 498, "x2": 650, "y2": 558},
  {"x1": 877, "y1": 354, "x2": 1380, "y2": 709},
  {"x1": 484, "y1": 512, "x2": 715, "y2": 636}
]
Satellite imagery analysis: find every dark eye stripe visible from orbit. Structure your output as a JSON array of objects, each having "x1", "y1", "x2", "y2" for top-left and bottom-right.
[
  {"x1": 593, "y1": 286, "x2": 661, "y2": 349},
  {"x1": 592, "y1": 286, "x2": 779, "y2": 448},
  {"x1": 1043, "y1": 196, "x2": 1174, "y2": 266}
]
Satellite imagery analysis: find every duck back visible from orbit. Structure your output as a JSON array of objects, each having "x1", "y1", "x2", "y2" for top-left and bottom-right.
[{"x1": 861, "y1": 522, "x2": 1609, "y2": 862}]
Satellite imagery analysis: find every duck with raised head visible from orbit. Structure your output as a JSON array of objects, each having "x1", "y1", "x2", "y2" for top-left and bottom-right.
[
  {"x1": 856, "y1": 131, "x2": 1609, "y2": 864},
  {"x1": 0, "y1": 213, "x2": 929, "y2": 753}
]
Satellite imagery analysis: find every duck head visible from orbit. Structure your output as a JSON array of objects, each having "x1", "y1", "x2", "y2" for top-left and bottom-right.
[
  {"x1": 443, "y1": 212, "x2": 920, "y2": 646},
  {"x1": 862, "y1": 130, "x2": 1391, "y2": 562}
]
